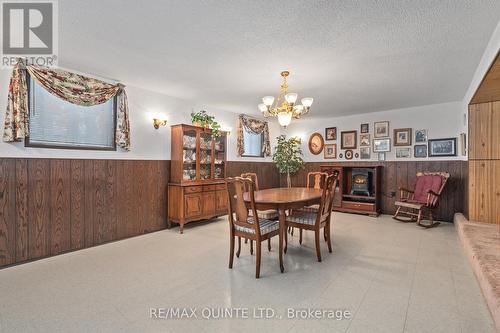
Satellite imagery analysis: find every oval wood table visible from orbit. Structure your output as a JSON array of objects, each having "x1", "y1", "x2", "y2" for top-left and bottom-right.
[{"x1": 243, "y1": 187, "x2": 322, "y2": 273}]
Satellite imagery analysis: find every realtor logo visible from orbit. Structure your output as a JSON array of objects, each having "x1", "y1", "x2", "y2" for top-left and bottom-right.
[{"x1": 1, "y1": 0, "x2": 58, "y2": 67}]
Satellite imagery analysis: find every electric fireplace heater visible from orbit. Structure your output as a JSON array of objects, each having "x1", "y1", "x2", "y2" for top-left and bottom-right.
[{"x1": 351, "y1": 169, "x2": 371, "y2": 196}]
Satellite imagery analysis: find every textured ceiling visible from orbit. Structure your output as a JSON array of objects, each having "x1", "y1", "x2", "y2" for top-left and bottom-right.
[{"x1": 58, "y1": 0, "x2": 500, "y2": 117}]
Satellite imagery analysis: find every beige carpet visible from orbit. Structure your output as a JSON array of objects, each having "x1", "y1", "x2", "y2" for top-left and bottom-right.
[{"x1": 455, "y1": 214, "x2": 500, "y2": 332}]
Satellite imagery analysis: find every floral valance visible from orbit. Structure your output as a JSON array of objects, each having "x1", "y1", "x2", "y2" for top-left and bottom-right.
[
  {"x1": 237, "y1": 114, "x2": 271, "y2": 157},
  {"x1": 3, "y1": 60, "x2": 131, "y2": 151}
]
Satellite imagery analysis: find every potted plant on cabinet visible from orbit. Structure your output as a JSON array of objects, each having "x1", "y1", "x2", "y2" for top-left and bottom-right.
[
  {"x1": 190, "y1": 110, "x2": 221, "y2": 138},
  {"x1": 273, "y1": 135, "x2": 305, "y2": 187}
]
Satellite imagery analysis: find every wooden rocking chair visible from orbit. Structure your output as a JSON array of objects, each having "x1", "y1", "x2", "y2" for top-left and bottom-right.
[{"x1": 393, "y1": 171, "x2": 450, "y2": 228}]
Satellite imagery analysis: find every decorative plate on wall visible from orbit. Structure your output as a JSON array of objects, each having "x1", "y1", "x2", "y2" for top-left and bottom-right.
[
  {"x1": 308, "y1": 132, "x2": 324, "y2": 155},
  {"x1": 345, "y1": 149, "x2": 353, "y2": 160}
]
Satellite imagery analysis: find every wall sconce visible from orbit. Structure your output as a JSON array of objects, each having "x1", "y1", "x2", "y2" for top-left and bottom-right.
[{"x1": 153, "y1": 118, "x2": 167, "y2": 129}]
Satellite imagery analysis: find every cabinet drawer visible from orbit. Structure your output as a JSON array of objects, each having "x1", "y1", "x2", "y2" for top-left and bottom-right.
[
  {"x1": 202, "y1": 185, "x2": 216, "y2": 192},
  {"x1": 215, "y1": 184, "x2": 226, "y2": 191},
  {"x1": 185, "y1": 186, "x2": 202, "y2": 194},
  {"x1": 342, "y1": 201, "x2": 374, "y2": 212}
]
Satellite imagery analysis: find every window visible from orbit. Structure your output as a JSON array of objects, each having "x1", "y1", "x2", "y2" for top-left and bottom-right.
[
  {"x1": 242, "y1": 127, "x2": 264, "y2": 157},
  {"x1": 26, "y1": 76, "x2": 116, "y2": 150}
]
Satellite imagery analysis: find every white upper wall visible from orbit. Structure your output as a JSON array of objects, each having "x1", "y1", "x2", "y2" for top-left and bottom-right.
[
  {"x1": 283, "y1": 101, "x2": 467, "y2": 162},
  {"x1": 0, "y1": 69, "x2": 279, "y2": 161}
]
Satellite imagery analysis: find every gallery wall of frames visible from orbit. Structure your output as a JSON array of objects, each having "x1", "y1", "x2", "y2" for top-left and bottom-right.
[{"x1": 285, "y1": 101, "x2": 467, "y2": 162}]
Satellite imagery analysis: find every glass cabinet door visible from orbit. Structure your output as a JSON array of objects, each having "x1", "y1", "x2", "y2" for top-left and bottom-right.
[
  {"x1": 214, "y1": 134, "x2": 226, "y2": 179},
  {"x1": 182, "y1": 129, "x2": 197, "y2": 181},
  {"x1": 200, "y1": 131, "x2": 213, "y2": 180}
]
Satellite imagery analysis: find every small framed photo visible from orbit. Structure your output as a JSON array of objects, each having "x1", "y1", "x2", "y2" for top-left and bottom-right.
[
  {"x1": 415, "y1": 129, "x2": 427, "y2": 143},
  {"x1": 341, "y1": 130, "x2": 357, "y2": 149},
  {"x1": 345, "y1": 149, "x2": 353, "y2": 160},
  {"x1": 394, "y1": 128, "x2": 412, "y2": 146},
  {"x1": 396, "y1": 147, "x2": 411, "y2": 158},
  {"x1": 428, "y1": 138, "x2": 457, "y2": 157},
  {"x1": 360, "y1": 133, "x2": 370, "y2": 147},
  {"x1": 378, "y1": 152, "x2": 386, "y2": 161},
  {"x1": 373, "y1": 138, "x2": 391, "y2": 152},
  {"x1": 325, "y1": 127, "x2": 337, "y2": 141},
  {"x1": 414, "y1": 144, "x2": 427, "y2": 158},
  {"x1": 374, "y1": 121, "x2": 389, "y2": 138},
  {"x1": 324, "y1": 143, "x2": 337, "y2": 159},
  {"x1": 360, "y1": 147, "x2": 370, "y2": 159},
  {"x1": 360, "y1": 123, "x2": 369, "y2": 133},
  {"x1": 460, "y1": 133, "x2": 467, "y2": 156}
]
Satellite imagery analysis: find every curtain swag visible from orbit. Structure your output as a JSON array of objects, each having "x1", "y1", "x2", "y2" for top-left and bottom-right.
[
  {"x1": 237, "y1": 114, "x2": 271, "y2": 157},
  {"x1": 3, "y1": 60, "x2": 131, "y2": 151}
]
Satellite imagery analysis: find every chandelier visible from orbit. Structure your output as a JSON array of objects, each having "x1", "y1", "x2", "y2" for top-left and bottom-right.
[{"x1": 258, "y1": 71, "x2": 313, "y2": 127}]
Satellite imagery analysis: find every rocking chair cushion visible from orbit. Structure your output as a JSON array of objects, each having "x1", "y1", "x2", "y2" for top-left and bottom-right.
[
  {"x1": 414, "y1": 175, "x2": 442, "y2": 204},
  {"x1": 234, "y1": 218, "x2": 279, "y2": 235}
]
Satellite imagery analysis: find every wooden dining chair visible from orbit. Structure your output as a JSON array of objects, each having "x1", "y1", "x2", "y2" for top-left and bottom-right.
[
  {"x1": 241, "y1": 172, "x2": 278, "y2": 254},
  {"x1": 226, "y1": 177, "x2": 280, "y2": 278},
  {"x1": 284, "y1": 174, "x2": 337, "y2": 262},
  {"x1": 290, "y1": 171, "x2": 328, "y2": 239}
]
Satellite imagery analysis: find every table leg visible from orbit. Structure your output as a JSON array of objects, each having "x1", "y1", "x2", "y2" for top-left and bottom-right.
[{"x1": 278, "y1": 208, "x2": 285, "y2": 273}]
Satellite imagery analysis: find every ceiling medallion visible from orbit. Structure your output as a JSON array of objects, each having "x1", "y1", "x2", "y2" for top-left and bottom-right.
[{"x1": 258, "y1": 71, "x2": 313, "y2": 127}]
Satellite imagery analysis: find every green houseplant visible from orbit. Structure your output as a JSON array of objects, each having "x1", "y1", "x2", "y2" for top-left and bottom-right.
[
  {"x1": 273, "y1": 135, "x2": 305, "y2": 187},
  {"x1": 191, "y1": 110, "x2": 221, "y2": 138}
]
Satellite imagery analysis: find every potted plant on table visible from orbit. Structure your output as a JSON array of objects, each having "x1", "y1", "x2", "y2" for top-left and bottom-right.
[
  {"x1": 273, "y1": 135, "x2": 305, "y2": 187},
  {"x1": 191, "y1": 110, "x2": 221, "y2": 138}
]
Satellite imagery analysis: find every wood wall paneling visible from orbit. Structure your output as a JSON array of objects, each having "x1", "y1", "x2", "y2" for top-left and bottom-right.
[
  {"x1": 0, "y1": 158, "x2": 170, "y2": 269},
  {"x1": 470, "y1": 51, "x2": 500, "y2": 104}
]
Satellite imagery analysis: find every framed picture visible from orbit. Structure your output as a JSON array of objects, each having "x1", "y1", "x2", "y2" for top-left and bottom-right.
[
  {"x1": 373, "y1": 138, "x2": 391, "y2": 152},
  {"x1": 396, "y1": 148, "x2": 411, "y2": 158},
  {"x1": 324, "y1": 144, "x2": 337, "y2": 159},
  {"x1": 345, "y1": 149, "x2": 353, "y2": 160},
  {"x1": 415, "y1": 129, "x2": 427, "y2": 143},
  {"x1": 308, "y1": 132, "x2": 324, "y2": 155},
  {"x1": 428, "y1": 138, "x2": 457, "y2": 157},
  {"x1": 394, "y1": 128, "x2": 412, "y2": 146},
  {"x1": 360, "y1": 123, "x2": 369, "y2": 133},
  {"x1": 360, "y1": 133, "x2": 370, "y2": 147},
  {"x1": 325, "y1": 127, "x2": 337, "y2": 140},
  {"x1": 378, "y1": 152, "x2": 386, "y2": 161},
  {"x1": 341, "y1": 130, "x2": 357, "y2": 149},
  {"x1": 414, "y1": 144, "x2": 427, "y2": 158},
  {"x1": 374, "y1": 121, "x2": 389, "y2": 138},
  {"x1": 360, "y1": 147, "x2": 370, "y2": 159}
]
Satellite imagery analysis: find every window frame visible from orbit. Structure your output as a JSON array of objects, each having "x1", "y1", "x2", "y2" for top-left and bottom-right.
[
  {"x1": 241, "y1": 127, "x2": 265, "y2": 158},
  {"x1": 24, "y1": 73, "x2": 118, "y2": 151}
]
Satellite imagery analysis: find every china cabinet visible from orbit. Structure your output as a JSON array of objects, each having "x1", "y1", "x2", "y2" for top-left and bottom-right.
[{"x1": 168, "y1": 124, "x2": 228, "y2": 233}]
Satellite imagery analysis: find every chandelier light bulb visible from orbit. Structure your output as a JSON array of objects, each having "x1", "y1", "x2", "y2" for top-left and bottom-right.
[
  {"x1": 294, "y1": 105, "x2": 304, "y2": 115},
  {"x1": 262, "y1": 96, "x2": 275, "y2": 107},
  {"x1": 277, "y1": 111, "x2": 292, "y2": 127},
  {"x1": 285, "y1": 93, "x2": 298, "y2": 105},
  {"x1": 258, "y1": 103, "x2": 267, "y2": 113},
  {"x1": 301, "y1": 97, "x2": 313, "y2": 108}
]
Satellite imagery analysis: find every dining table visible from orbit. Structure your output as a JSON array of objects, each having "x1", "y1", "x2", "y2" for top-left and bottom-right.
[{"x1": 243, "y1": 187, "x2": 323, "y2": 273}]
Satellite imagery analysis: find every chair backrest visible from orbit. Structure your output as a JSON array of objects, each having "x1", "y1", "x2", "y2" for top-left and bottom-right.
[
  {"x1": 414, "y1": 171, "x2": 450, "y2": 205},
  {"x1": 241, "y1": 172, "x2": 259, "y2": 191},
  {"x1": 225, "y1": 177, "x2": 261, "y2": 235},
  {"x1": 317, "y1": 174, "x2": 338, "y2": 223},
  {"x1": 306, "y1": 172, "x2": 328, "y2": 189}
]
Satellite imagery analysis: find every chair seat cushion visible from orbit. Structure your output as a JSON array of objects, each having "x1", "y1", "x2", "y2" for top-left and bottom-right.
[
  {"x1": 286, "y1": 212, "x2": 317, "y2": 225},
  {"x1": 234, "y1": 218, "x2": 279, "y2": 235},
  {"x1": 395, "y1": 200, "x2": 424, "y2": 209},
  {"x1": 296, "y1": 204, "x2": 320, "y2": 213}
]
